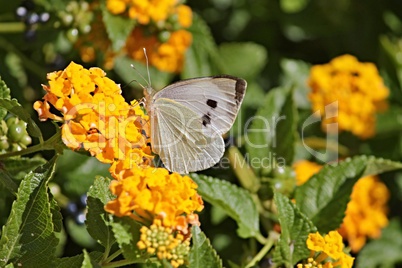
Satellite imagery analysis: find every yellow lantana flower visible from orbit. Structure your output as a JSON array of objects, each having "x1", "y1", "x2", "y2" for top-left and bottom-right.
[
  {"x1": 106, "y1": 0, "x2": 189, "y2": 26},
  {"x1": 308, "y1": 54, "x2": 389, "y2": 139},
  {"x1": 34, "y1": 62, "x2": 152, "y2": 166},
  {"x1": 125, "y1": 27, "x2": 192, "y2": 73},
  {"x1": 105, "y1": 165, "x2": 204, "y2": 234},
  {"x1": 293, "y1": 160, "x2": 390, "y2": 252},
  {"x1": 299, "y1": 231, "x2": 354, "y2": 268}
]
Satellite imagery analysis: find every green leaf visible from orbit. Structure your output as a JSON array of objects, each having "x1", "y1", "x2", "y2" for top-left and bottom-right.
[
  {"x1": 101, "y1": 5, "x2": 136, "y2": 52},
  {"x1": 113, "y1": 56, "x2": 173, "y2": 92},
  {"x1": 272, "y1": 192, "x2": 316, "y2": 266},
  {"x1": 218, "y1": 42, "x2": 267, "y2": 80},
  {"x1": 81, "y1": 250, "x2": 93, "y2": 268},
  {"x1": 55, "y1": 252, "x2": 103, "y2": 268},
  {"x1": 86, "y1": 177, "x2": 115, "y2": 249},
  {"x1": 0, "y1": 99, "x2": 43, "y2": 140},
  {"x1": 0, "y1": 77, "x2": 11, "y2": 120},
  {"x1": 189, "y1": 226, "x2": 223, "y2": 268},
  {"x1": 81, "y1": 250, "x2": 101, "y2": 268},
  {"x1": 0, "y1": 157, "x2": 46, "y2": 180},
  {"x1": 0, "y1": 157, "x2": 59, "y2": 267},
  {"x1": 190, "y1": 174, "x2": 259, "y2": 238},
  {"x1": 109, "y1": 216, "x2": 142, "y2": 261},
  {"x1": 280, "y1": 59, "x2": 311, "y2": 109},
  {"x1": 182, "y1": 15, "x2": 217, "y2": 78},
  {"x1": 295, "y1": 156, "x2": 402, "y2": 233},
  {"x1": 280, "y1": 0, "x2": 310, "y2": 13},
  {"x1": 356, "y1": 219, "x2": 402, "y2": 268},
  {"x1": 55, "y1": 150, "x2": 110, "y2": 197},
  {"x1": 245, "y1": 86, "x2": 296, "y2": 176}
]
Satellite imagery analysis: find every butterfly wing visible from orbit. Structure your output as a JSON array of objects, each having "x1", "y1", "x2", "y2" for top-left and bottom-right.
[
  {"x1": 153, "y1": 75, "x2": 247, "y2": 137},
  {"x1": 151, "y1": 98, "x2": 224, "y2": 174}
]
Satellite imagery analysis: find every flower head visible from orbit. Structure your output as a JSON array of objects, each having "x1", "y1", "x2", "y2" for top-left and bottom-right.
[
  {"x1": 105, "y1": 165, "x2": 203, "y2": 234},
  {"x1": 293, "y1": 160, "x2": 390, "y2": 252},
  {"x1": 137, "y1": 219, "x2": 191, "y2": 267},
  {"x1": 125, "y1": 27, "x2": 192, "y2": 73},
  {"x1": 299, "y1": 231, "x2": 354, "y2": 268},
  {"x1": 308, "y1": 54, "x2": 389, "y2": 139},
  {"x1": 34, "y1": 62, "x2": 152, "y2": 166}
]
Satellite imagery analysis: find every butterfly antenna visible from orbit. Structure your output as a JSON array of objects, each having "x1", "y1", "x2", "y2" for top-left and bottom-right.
[
  {"x1": 143, "y1": 48, "x2": 152, "y2": 88},
  {"x1": 130, "y1": 64, "x2": 149, "y2": 89}
]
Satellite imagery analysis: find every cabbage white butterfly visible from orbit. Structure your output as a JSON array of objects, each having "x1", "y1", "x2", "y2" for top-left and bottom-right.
[{"x1": 143, "y1": 75, "x2": 246, "y2": 174}]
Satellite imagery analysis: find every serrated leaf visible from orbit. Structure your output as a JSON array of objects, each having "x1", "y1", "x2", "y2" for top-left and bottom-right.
[
  {"x1": 280, "y1": 0, "x2": 309, "y2": 13},
  {"x1": 0, "y1": 98, "x2": 43, "y2": 140},
  {"x1": 109, "y1": 216, "x2": 142, "y2": 261},
  {"x1": 113, "y1": 56, "x2": 173, "y2": 91},
  {"x1": 86, "y1": 177, "x2": 115, "y2": 249},
  {"x1": 0, "y1": 157, "x2": 59, "y2": 267},
  {"x1": 55, "y1": 252, "x2": 103, "y2": 268},
  {"x1": 0, "y1": 77, "x2": 11, "y2": 120},
  {"x1": 356, "y1": 219, "x2": 402, "y2": 268},
  {"x1": 295, "y1": 156, "x2": 402, "y2": 233},
  {"x1": 190, "y1": 174, "x2": 259, "y2": 238},
  {"x1": 189, "y1": 226, "x2": 223, "y2": 268},
  {"x1": 245, "y1": 87, "x2": 296, "y2": 176},
  {"x1": 272, "y1": 192, "x2": 316, "y2": 266},
  {"x1": 0, "y1": 157, "x2": 46, "y2": 180},
  {"x1": 101, "y1": 6, "x2": 136, "y2": 52},
  {"x1": 219, "y1": 42, "x2": 267, "y2": 80}
]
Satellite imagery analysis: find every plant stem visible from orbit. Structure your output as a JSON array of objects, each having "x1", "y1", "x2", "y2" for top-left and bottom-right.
[
  {"x1": 0, "y1": 131, "x2": 62, "y2": 160},
  {"x1": 245, "y1": 234, "x2": 276, "y2": 268},
  {"x1": 103, "y1": 249, "x2": 123, "y2": 263},
  {"x1": 101, "y1": 258, "x2": 145, "y2": 268}
]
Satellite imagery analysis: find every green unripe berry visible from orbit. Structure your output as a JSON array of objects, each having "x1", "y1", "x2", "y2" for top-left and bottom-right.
[
  {"x1": 7, "y1": 122, "x2": 26, "y2": 142},
  {"x1": 19, "y1": 135, "x2": 32, "y2": 146},
  {"x1": 0, "y1": 138, "x2": 10, "y2": 150}
]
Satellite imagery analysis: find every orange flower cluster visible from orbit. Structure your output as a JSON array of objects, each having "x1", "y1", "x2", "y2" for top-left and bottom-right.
[
  {"x1": 34, "y1": 63, "x2": 204, "y2": 266},
  {"x1": 105, "y1": 165, "x2": 203, "y2": 233},
  {"x1": 34, "y1": 61, "x2": 152, "y2": 166},
  {"x1": 106, "y1": 0, "x2": 191, "y2": 26},
  {"x1": 293, "y1": 160, "x2": 390, "y2": 252},
  {"x1": 308, "y1": 54, "x2": 389, "y2": 139},
  {"x1": 297, "y1": 231, "x2": 354, "y2": 268},
  {"x1": 125, "y1": 27, "x2": 192, "y2": 73}
]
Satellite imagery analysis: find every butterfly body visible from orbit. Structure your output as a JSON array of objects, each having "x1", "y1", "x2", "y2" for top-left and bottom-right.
[{"x1": 144, "y1": 75, "x2": 246, "y2": 174}]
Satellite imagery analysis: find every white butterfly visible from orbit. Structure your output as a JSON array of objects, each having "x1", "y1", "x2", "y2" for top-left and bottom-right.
[{"x1": 143, "y1": 75, "x2": 246, "y2": 174}]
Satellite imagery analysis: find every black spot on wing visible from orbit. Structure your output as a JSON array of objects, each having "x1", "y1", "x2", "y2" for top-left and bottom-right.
[
  {"x1": 202, "y1": 112, "x2": 212, "y2": 127},
  {"x1": 207, "y1": 99, "x2": 218, "y2": 109}
]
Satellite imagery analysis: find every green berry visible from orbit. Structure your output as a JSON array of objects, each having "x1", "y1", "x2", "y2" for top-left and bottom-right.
[
  {"x1": 0, "y1": 120, "x2": 8, "y2": 136},
  {"x1": 7, "y1": 121, "x2": 26, "y2": 142},
  {"x1": 66, "y1": 28, "x2": 79, "y2": 43},
  {"x1": 6, "y1": 116, "x2": 18, "y2": 127},
  {"x1": 0, "y1": 138, "x2": 10, "y2": 150},
  {"x1": 19, "y1": 135, "x2": 32, "y2": 146},
  {"x1": 11, "y1": 143, "x2": 23, "y2": 152}
]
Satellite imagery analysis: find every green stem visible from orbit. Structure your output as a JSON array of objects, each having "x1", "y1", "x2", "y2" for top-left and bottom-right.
[
  {"x1": 101, "y1": 258, "x2": 145, "y2": 268},
  {"x1": 0, "y1": 131, "x2": 62, "y2": 160},
  {"x1": 0, "y1": 22, "x2": 25, "y2": 33},
  {"x1": 103, "y1": 249, "x2": 123, "y2": 263},
  {"x1": 255, "y1": 233, "x2": 267, "y2": 245},
  {"x1": 244, "y1": 234, "x2": 276, "y2": 268}
]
